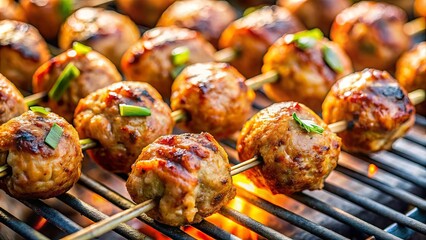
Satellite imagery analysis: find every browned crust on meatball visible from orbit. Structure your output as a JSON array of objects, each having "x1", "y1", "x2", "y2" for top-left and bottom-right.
[
  {"x1": 74, "y1": 81, "x2": 174, "y2": 173},
  {"x1": 0, "y1": 73, "x2": 27, "y2": 125},
  {"x1": 0, "y1": 111, "x2": 82, "y2": 199},
  {"x1": 237, "y1": 102, "x2": 341, "y2": 195},
  {"x1": 0, "y1": 0, "x2": 27, "y2": 22},
  {"x1": 127, "y1": 133, "x2": 236, "y2": 226},
  {"x1": 322, "y1": 69, "x2": 415, "y2": 153},
  {"x1": 121, "y1": 27, "x2": 216, "y2": 98},
  {"x1": 117, "y1": 0, "x2": 176, "y2": 27},
  {"x1": 32, "y1": 49, "x2": 122, "y2": 122}
]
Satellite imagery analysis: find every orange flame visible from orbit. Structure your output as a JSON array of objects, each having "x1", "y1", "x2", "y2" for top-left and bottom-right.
[
  {"x1": 368, "y1": 164, "x2": 378, "y2": 178},
  {"x1": 33, "y1": 217, "x2": 47, "y2": 231}
]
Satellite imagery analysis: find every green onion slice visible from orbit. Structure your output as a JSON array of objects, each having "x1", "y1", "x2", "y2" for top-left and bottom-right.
[
  {"x1": 45, "y1": 123, "x2": 63, "y2": 149},
  {"x1": 59, "y1": 0, "x2": 73, "y2": 20},
  {"x1": 293, "y1": 113, "x2": 324, "y2": 134},
  {"x1": 243, "y1": 5, "x2": 264, "y2": 16},
  {"x1": 322, "y1": 46, "x2": 344, "y2": 73},
  {"x1": 119, "y1": 104, "x2": 151, "y2": 117},
  {"x1": 286, "y1": 28, "x2": 324, "y2": 50},
  {"x1": 171, "y1": 47, "x2": 190, "y2": 66},
  {"x1": 48, "y1": 63, "x2": 80, "y2": 101},
  {"x1": 171, "y1": 65, "x2": 186, "y2": 79},
  {"x1": 72, "y1": 42, "x2": 92, "y2": 55},
  {"x1": 30, "y1": 106, "x2": 50, "y2": 115}
]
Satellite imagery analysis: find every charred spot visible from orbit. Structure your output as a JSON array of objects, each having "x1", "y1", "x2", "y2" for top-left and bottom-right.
[
  {"x1": 274, "y1": 155, "x2": 285, "y2": 163},
  {"x1": 132, "y1": 89, "x2": 155, "y2": 103},
  {"x1": 371, "y1": 85, "x2": 405, "y2": 100},
  {"x1": 238, "y1": 81, "x2": 248, "y2": 91},
  {"x1": 313, "y1": 145, "x2": 329, "y2": 154},
  {"x1": 15, "y1": 130, "x2": 43, "y2": 154},
  {"x1": 220, "y1": 178, "x2": 228, "y2": 185},
  {"x1": 293, "y1": 155, "x2": 302, "y2": 163},
  {"x1": 212, "y1": 193, "x2": 225, "y2": 206},
  {"x1": 198, "y1": 82, "x2": 209, "y2": 95},
  {"x1": 129, "y1": 131, "x2": 138, "y2": 144},
  {"x1": 171, "y1": 149, "x2": 185, "y2": 163}
]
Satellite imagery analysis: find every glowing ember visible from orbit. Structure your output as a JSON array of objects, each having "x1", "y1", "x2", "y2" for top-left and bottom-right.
[
  {"x1": 33, "y1": 217, "x2": 48, "y2": 231},
  {"x1": 368, "y1": 164, "x2": 378, "y2": 178}
]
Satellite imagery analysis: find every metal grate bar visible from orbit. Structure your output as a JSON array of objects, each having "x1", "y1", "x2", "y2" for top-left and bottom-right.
[
  {"x1": 415, "y1": 115, "x2": 426, "y2": 127},
  {"x1": 192, "y1": 220, "x2": 241, "y2": 240},
  {"x1": 0, "y1": 207, "x2": 49, "y2": 240},
  {"x1": 336, "y1": 165, "x2": 426, "y2": 210},
  {"x1": 219, "y1": 206, "x2": 292, "y2": 240},
  {"x1": 323, "y1": 183, "x2": 426, "y2": 234},
  {"x1": 236, "y1": 186, "x2": 348, "y2": 240},
  {"x1": 389, "y1": 147, "x2": 426, "y2": 167},
  {"x1": 19, "y1": 199, "x2": 82, "y2": 234},
  {"x1": 291, "y1": 193, "x2": 401, "y2": 240},
  {"x1": 56, "y1": 193, "x2": 149, "y2": 240},
  {"x1": 385, "y1": 208, "x2": 426, "y2": 239}
]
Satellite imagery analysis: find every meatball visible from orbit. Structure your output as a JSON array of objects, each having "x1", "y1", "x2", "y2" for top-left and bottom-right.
[
  {"x1": 322, "y1": 69, "x2": 415, "y2": 153},
  {"x1": 0, "y1": 0, "x2": 27, "y2": 22},
  {"x1": 157, "y1": 0, "x2": 236, "y2": 48},
  {"x1": 171, "y1": 63, "x2": 255, "y2": 139},
  {"x1": 331, "y1": 1, "x2": 411, "y2": 71},
  {"x1": 74, "y1": 81, "x2": 174, "y2": 173},
  {"x1": 262, "y1": 31, "x2": 353, "y2": 112},
  {"x1": 0, "y1": 110, "x2": 83, "y2": 199},
  {"x1": 58, "y1": 7, "x2": 140, "y2": 67},
  {"x1": 117, "y1": 0, "x2": 176, "y2": 27},
  {"x1": 0, "y1": 74, "x2": 27, "y2": 125},
  {"x1": 127, "y1": 133, "x2": 236, "y2": 226},
  {"x1": 237, "y1": 102, "x2": 341, "y2": 195},
  {"x1": 235, "y1": 0, "x2": 275, "y2": 7},
  {"x1": 33, "y1": 48, "x2": 122, "y2": 122},
  {"x1": 278, "y1": 0, "x2": 350, "y2": 35},
  {"x1": 0, "y1": 20, "x2": 50, "y2": 91},
  {"x1": 121, "y1": 27, "x2": 216, "y2": 98},
  {"x1": 219, "y1": 6, "x2": 305, "y2": 78},
  {"x1": 396, "y1": 42, "x2": 426, "y2": 115}
]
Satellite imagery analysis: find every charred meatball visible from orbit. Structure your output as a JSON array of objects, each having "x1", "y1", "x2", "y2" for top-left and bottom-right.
[
  {"x1": 127, "y1": 133, "x2": 236, "y2": 226},
  {"x1": 157, "y1": 0, "x2": 236, "y2": 47},
  {"x1": 121, "y1": 27, "x2": 216, "y2": 98},
  {"x1": 0, "y1": 20, "x2": 50, "y2": 91},
  {"x1": 0, "y1": 0, "x2": 26, "y2": 22},
  {"x1": 0, "y1": 73, "x2": 27, "y2": 125},
  {"x1": 237, "y1": 102, "x2": 341, "y2": 195},
  {"x1": 33, "y1": 48, "x2": 122, "y2": 122},
  {"x1": 0, "y1": 110, "x2": 83, "y2": 199},
  {"x1": 219, "y1": 6, "x2": 305, "y2": 78},
  {"x1": 58, "y1": 7, "x2": 140, "y2": 67},
  {"x1": 331, "y1": 1, "x2": 411, "y2": 71},
  {"x1": 171, "y1": 63, "x2": 255, "y2": 139},
  {"x1": 322, "y1": 69, "x2": 415, "y2": 153},
  {"x1": 74, "y1": 81, "x2": 174, "y2": 173},
  {"x1": 396, "y1": 42, "x2": 426, "y2": 115},
  {"x1": 117, "y1": 0, "x2": 176, "y2": 27},
  {"x1": 262, "y1": 30, "x2": 352, "y2": 112}
]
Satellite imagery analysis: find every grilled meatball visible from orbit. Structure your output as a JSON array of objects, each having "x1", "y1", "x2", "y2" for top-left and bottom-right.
[
  {"x1": 32, "y1": 48, "x2": 122, "y2": 122},
  {"x1": 322, "y1": 69, "x2": 415, "y2": 153},
  {"x1": 117, "y1": 0, "x2": 176, "y2": 27},
  {"x1": 171, "y1": 63, "x2": 255, "y2": 139},
  {"x1": 262, "y1": 32, "x2": 352, "y2": 112},
  {"x1": 0, "y1": 20, "x2": 50, "y2": 91},
  {"x1": 74, "y1": 81, "x2": 174, "y2": 173},
  {"x1": 331, "y1": 1, "x2": 411, "y2": 71},
  {"x1": 415, "y1": 0, "x2": 426, "y2": 17},
  {"x1": 127, "y1": 133, "x2": 236, "y2": 226},
  {"x1": 0, "y1": 0, "x2": 26, "y2": 22},
  {"x1": 157, "y1": 0, "x2": 236, "y2": 48},
  {"x1": 396, "y1": 42, "x2": 426, "y2": 115},
  {"x1": 0, "y1": 110, "x2": 83, "y2": 199},
  {"x1": 121, "y1": 27, "x2": 216, "y2": 98},
  {"x1": 58, "y1": 7, "x2": 140, "y2": 67},
  {"x1": 278, "y1": 0, "x2": 350, "y2": 35},
  {"x1": 236, "y1": 0, "x2": 275, "y2": 7},
  {"x1": 0, "y1": 74, "x2": 27, "y2": 125},
  {"x1": 237, "y1": 102, "x2": 341, "y2": 195},
  {"x1": 219, "y1": 6, "x2": 304, "y2": 78}
]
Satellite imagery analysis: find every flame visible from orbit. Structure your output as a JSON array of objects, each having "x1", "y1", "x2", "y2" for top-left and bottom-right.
[
  {"x1": 33, "y1": 217, "x2": 47, "y2": 231},
  {"x1": 368, "y1": 164, "x2": 378, "y2": 178}
]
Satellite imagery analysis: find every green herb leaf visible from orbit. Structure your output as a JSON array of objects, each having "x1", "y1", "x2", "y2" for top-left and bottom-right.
[
  {"x1": 286, "y1": 28, "x2": 324, "y2": 50},
  {"x1": 293, "y1": 113, "x2": 324, "y2": 134},
  {"x1": 119, "y1": 104, "x2": 151, "y2": 117},
  {"x1": 322, "y1": 46, "x2": 343, "y2": 73},
  {"x1": 171, "y1": 47, "x2": 190, "y2": 66},
  {"x1": 30, "y1": 106, "x2": 50, "y2": 115},
  {"x1": 45, "y1": 123, "x2": 63, "y2": 149},
  {"x1": 59, "y1": 0, "x2": 73, "y2": 20},
  {"x1": 72, "y1": 42, "x2": 92, "y2": 55},
  {"x1": 48, "y1": 63, "x2": 80, "y2": 101},
  {"x1": 171, "y1": 65, "x2": 186, "y2": 79}
]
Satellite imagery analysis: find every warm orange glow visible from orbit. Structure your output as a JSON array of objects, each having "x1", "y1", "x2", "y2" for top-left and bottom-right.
[
  {"x1": 33, "y1": 217, "x2": 47, "y2": 231},
  {"x1": 183, "y1": 226, "x2": 214, "y2": 240},
  {"x1": 368, "y1": 164, "x2": 378, "y2": 178}
]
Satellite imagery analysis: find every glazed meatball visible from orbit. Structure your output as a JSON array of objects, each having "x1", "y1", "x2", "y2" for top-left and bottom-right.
[
  {"x1": 322, "y1": 69, "x2": 415, "y2": 153},
  {"x1": 262, "y1": 31, "x2": 352, "y2": 112},
  {"x1": 331, "y1": 1, "x2": 411, "y2": 71},
  {"x1": 0, "y1": 73, "x2": 27, "y2": 125},
  {"x1": 0, "y1": 0, "x2": 26, "y2": 22},
  {"x1": 0, "y1": 20, "x2": 50, "y2": 91},
  {"x1": 74, "y1": 82, "x2": 174, "y2": 173},
  {"x1": 278, "y1": 0, "x2": 350, "y2": 35},
  {"x1": 219, "y1": 6, "x2": 305, "y2": 78},
  {"x1": 33, "y1": 48, "x2": 122, "y2": 122},
  {"x1": 121, "y1": 27, "x2": 216, "y2": 98},
  {"x1": 171, "y1": 63, "x2": 255, "y2": 139},
  {"x1": 58, "y1": 7, "x2": 140, "y2": 67},
  {"x1": 117, "y1": 0, "x2": 176, "y2": 27},
  {"x1": 237, "y1": 102, "x2": 341, "y2": 195},
  {"x1": 396, "y1": 42, "x2": 426, "y2": 115},
  {"x1": 127, "y1": 133, "x2": 236, "y2": 226},
  {"x1": 157, "y1": 0, "x2": 236, "y2": 47},
  {"x1": 415, "y1": 0, "x2": 426, "y2": 17},
  {"x1": 0, "y1": 110, "x2": 83, "y2": 199}
]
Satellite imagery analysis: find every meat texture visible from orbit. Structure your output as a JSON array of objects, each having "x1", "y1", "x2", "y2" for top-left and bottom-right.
[
  {"x1": 117, "y1": 0, "x2": 176, "y2": 27},
  {"x1": 127, "y1": 133, "x2": 236, "y2": 226},
  {"x1": 237, "y1": 102, "x2": 341, "y2": 195},
  {"x1": 0, "y1": 73, "x2": 27, "y2": 125},
  {"x1": 0, "y1": 111, "x2": 83, "y2": 199},
  {"x1": 74, "y1": 81, "x2": 174, "y2": 173},
  {"x1": 0, "y1": 0, "x2": 27, "y2": 22},
  {"x1": 322, "y1": 69, "x2": 415, "y2": 153}
]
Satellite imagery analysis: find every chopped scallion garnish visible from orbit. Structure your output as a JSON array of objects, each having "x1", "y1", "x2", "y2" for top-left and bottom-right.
[
  {"x1": 322, "y1": 46, "x2": 344, "y2": 73},
  {"x1": 72, "y1": 42, "x2": 92, "y2": 55},
  {"x1": 59, "y1": 0, "x2": 73, "y2": 20},
  {"x1": 286, "y1": 28, "x2": 324, "y2": 50},
  {"x1": 48, "y1": 63, "x2": 80, "y2": 101},
  {"x1": 293, "y1": 113, "x2": 324, "y2": 134},
  {"x1": 30, "y1": 106, "x2": 50, "y2": 115},
  {"x1": 45, "y1": 123, "x2": 63, "y2": 149},
  {"x1": 171, "y1": 47, "x2": 190, "y2": 66},
  {"x1": 119, "y1": 104, "x2": 151, "y2": 117}
]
